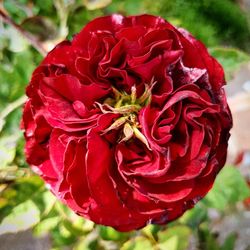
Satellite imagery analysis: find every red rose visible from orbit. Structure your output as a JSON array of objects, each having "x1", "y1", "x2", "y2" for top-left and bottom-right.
[{"x1": 22, "y1": 14, "x2": 232, "y2": 231}]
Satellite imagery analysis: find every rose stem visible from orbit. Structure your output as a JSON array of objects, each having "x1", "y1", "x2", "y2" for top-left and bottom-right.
[{"x1": 0, "y1": 8, "x2": 47, "y2": 56}]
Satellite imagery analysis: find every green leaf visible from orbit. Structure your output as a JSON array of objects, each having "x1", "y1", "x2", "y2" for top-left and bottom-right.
[
  {"x1": 76, "y1": 218, "x2": 95, "y2": 233},
  {"x1": 141, "y1": 224, "x2": 161, "y2": 242},
  {"x1": 21, "y1": 16, "x2": 58, "y2": 41},
  {"x1": 0, "y1": 50, "x2": 39, "y2": 110},
  {"x1": 203, "y1": 166, "x2": 250, "y2": 210},
  {"x1": 28, "y1": 189, "x2": 57, "y2": 220},
  {"x1": 220, "y1": 233, "x2": 237, "y2": 250},
  {"x1": 0, "y1": 199, "x2": 40, "y2": 234},
  {"x1": 0, "y1": 184, "x2": 54, "y2": 234},
  {"x1": 198, "y1": 223, "x2": 220, "y2": 250},
  {"x1": 0, "y1": 176, "x2": 44, "y2": 221},
  {"x1": 51, "y1": 224, "x2": 77, "y2": 247},
  {"x1": 157, "y1": 225, "x2": 191, "y2": 250},
  {"x1": 99, "y1": 225, "x2": 129, "y2": 241},
  {"x1": 0, "y1": 135, "x2": 18, "y2": 168},
  {"x1": 39, "y1": 190, "x2": 57, "y2": 216},
  {"x1": 123, "y1": 0, "x2": 144, "y2": 15},
  {"x1": 121, "y1": 236, "x2": 154, "y2": 250},
  {"x1": 3, "y1": 0, "x2": 28, "y2": 23},
  {"x1": 33, "y1": 0, "x2": 54, "y2": 16},
  {"x1": 33, "y1": 216, "x2": 60, "y2": 237},
  {"x1": 62, "y1": 219, "x2": 87, "y2": 236},
  {"x1": 73, "y1": 234, "x2": 98, "y2": 250},
  {"x1": 179, "y1": 204, "x2": 208, "y2": 229},
  {"x1": 158, "y1": 235, "x2": 179, "y2": 250},
  {"x1": 0, "y1": 97, "x2": 26, "y2": 133},
  {"x1": 209, "y1": 47, "x2": 250, "y2": 80}
]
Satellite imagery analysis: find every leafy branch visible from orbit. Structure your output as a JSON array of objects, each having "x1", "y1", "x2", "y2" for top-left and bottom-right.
[
  {"x1": 0, "y1": 7, "x2": 47, "y2": 56},
  {"x1": 0, "y1": 95, "x2": 27, "y2": 132}
]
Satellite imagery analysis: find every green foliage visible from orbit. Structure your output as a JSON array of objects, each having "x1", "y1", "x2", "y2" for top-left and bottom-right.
[
  {"x1": 33, "y1": 216, "x2": 61, "y2": 237},
  {"x1": 157, "y1": 226, "x2": 191, "y2": 250},
  {"x1": 199, "y1": 0, "x2": 250, "y2": 49},
  {"x1": 210, "y1": 47, "x2": 250, "y2": 80},
  {"x1": 203, "y1": 166, "x2": 250, "y2": 211},
  {"x1": 3, "y1": 0, "x2": 28, "y2": 23},
  {"x1": 0, "y1": 135, "x2": 17, "y2": 168},
  {"x1": 196, "y1": 224, "x2": 236, "y2": 250},
  {"x1": 121, "y1": 236, "x2": 154, "y2": 250},
  {"x1": 0, "y1": 0, "x2": 250, "y2": 249},
  {"x1": 99, "y1": 225, "x2": 130, "y2": 241},
  {"x1": 197, "y1": 223, "x2": 221, "y2": 250},
  {"x1": 0, "y1": 176, "x2": 57, "y2": 234},
  {"x1": 220, "y1": 233, "x2": 237, "y2": 250},
  {"x1": 0, "y1": 165, "x2": 248, "y2": 249},
  {"x1": 179, "y1": 204, "x2": 208, "y2": 229},
  {"x1": 158, "y1": 0, "x2": 250, "y2": 50},
  {"x1": 0, "y1": 50, "x2": 37, "y2": 106},
  {"x1": 0, "y1": 199, "x2": 40, "y2": 234}
]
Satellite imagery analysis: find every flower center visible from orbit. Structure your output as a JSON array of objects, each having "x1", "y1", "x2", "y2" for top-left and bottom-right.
[{"x1": 96, "y1": 80, "x2": 156, "y2": 149}]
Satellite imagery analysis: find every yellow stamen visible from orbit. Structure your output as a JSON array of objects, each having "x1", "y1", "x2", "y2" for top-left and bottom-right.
[
  {"x1": 131, "y1": 85, "x2": 137, "y2": 104},
  {"x1": 133, "y1": 126, "x2": 152, "y2": 150},
  {"x1": 100, "y1": 81, "x2": 155, "y2": 149},
  {"x1": 102, "y1": 116, "x2": 128, "y2": 134},
  {"x1": 120, "y1": 123, "x2": 134, "y2": 142}
]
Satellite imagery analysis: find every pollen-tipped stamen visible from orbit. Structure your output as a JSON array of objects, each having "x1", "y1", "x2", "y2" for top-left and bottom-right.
[{"x1": 100, "y1": 82, "x2": 155, "y2": 149}]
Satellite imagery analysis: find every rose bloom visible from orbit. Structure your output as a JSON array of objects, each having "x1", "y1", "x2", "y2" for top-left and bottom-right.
[{"x1": 22, "y1": 14, "x2": 232, "y2": 231}]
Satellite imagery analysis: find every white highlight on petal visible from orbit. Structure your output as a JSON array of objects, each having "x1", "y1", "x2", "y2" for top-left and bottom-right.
[{"x1": 112, "y1": 14, "x2": 124, "y2": 25}]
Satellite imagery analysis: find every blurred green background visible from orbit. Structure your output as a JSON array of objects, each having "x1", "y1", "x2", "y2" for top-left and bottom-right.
[{"x1": 1, "y1": 0, "x2": 250, "y2": 249}]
